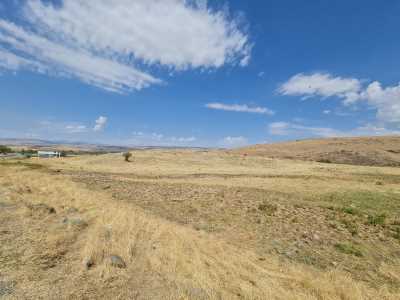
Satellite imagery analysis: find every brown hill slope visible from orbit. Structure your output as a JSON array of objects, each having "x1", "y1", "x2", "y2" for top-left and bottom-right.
[{"x1": 236, "y1": 136, "x2": 400, "y2": 166}]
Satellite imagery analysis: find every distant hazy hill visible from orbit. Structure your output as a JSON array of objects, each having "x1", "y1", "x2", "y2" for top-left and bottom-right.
[
  {"x1": 235, "y1": 136, "x2": 400, "y2": 167},
  {"x1": 0, "y1": 138, "x2": 58, "y2": 146},
  {"x1": 0, "y1": 138, "x2": 131, "y2": 152},
  {"x1": 0, "y1": 138, "x2": 208, "y2": 152}
]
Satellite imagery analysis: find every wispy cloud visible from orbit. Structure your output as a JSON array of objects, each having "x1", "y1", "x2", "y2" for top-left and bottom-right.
[
  {"x1": 0, "y1": 0, "x2": 251, "y2": 93},
  {"x1": 128, "y1": 131, "x2": 197, "y2": 147},
  {"x1": 206, "y1": 102, "x2": 274, "y2": 115},
  {"x1": 219, "y1": 136, "x2": 248, "y2": 148},
  {"x1": 0, "y1": 20, "x2": 160, "y2": 93},
  {"x1": 65, "y1": 124, "x2": 87, "y2": 134},
  {"x1": 268, "y1": 121, "x2": 400, "y2": 138},
  {"x1": 268, "y1": 122, "x2": 342, "y2": 137},
  {"x1": 278, "y1": 73, "x2": 362, "y2": 103}
]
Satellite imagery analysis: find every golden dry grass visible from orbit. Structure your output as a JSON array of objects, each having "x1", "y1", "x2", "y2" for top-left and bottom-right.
[
  {"x1": 1, "y1": 150, "x2": 400, "y2": 299},
  {"x1": 236, "y1": 136, "x2": 400, "y2": 167}
]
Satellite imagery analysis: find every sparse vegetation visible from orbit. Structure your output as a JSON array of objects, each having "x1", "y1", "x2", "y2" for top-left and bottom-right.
[
  {"x1": 258, "y1": 201, "x2": 278, "y2": 215},
  {"x1": 334, "y1": 243, "x2": 363, "y2": 257},
  {"x1": 316, "y1": 158, "x2": 332, "y2": 164},
  {"x1": 341, "y1": 219, "x2": 359, "y2": 236},
  {"x1": 367, "y1": 213, "x2": 387, "y2": 226},
  {"x1": 123, "y1": 151, "x2": 132, "y2": 162},
  {"x1": 1, "y1": 147, "x2": 400, "y2": 299},
  {"x1": 393, "y1": 228, "x2": 400, "y2": 241},
  {"x1": 341, "y1": 206, "x2": 359, "y2": 215},
  {"x1": 236, "y1": 136, "x2": 400, "y2": 167},
  {"x1": 0, "y1": 145, "x2": 12, "y2": 154}
]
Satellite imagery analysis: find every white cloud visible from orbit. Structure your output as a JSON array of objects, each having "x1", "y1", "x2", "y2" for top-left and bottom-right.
[
  {"x1": 0, "y1": 20, "x2": 160, "y2": 93},
  {"x1": 268, "y1": 122, "x2": 341, "y2": 137},
  {"x1": 268, "y1": 121, "x2": 400, "y2": 138},
  {"x1": 0, "y1": 1, "x2": 251, "y2": 93},
  {"x1": 93, "y1": 116, "x2": 107, "y2": 132},
  {"x1": 268, "y1": 122, "x2": 292, "y2": 136},
  {"x1": 132, "y1": 131, "x2": 144, "y2": 136},
  {"x1": 279, "y1": 72, "x2": 400, "y2": 127},
  {"x1": 129, "y1": 131, "x2": 197, "y2": 146},
  {"x1": 360, "y1": 81, "x2": 400, "y2": 125},
  {"x1": 323, "y1": 110, "x2": 331, "y2": 115},
  {"x1": 0, "y1": 48, "x2": 47, "y2": 72},
  {"x1": 206, "y1": 102, "x2": 274, "y2": 115},
  {"x1": 171, "y1": 136, "x2": 197, "y2": 143},
  {"x1": 220, "y1": 136, "x2": 248, "y2": 148},
  {"x1": 65, "y1": 124, "x2": 87, "y2": 133},
  {"x1": 279, "y1": 73, "x2": 362, "y2": 103}
]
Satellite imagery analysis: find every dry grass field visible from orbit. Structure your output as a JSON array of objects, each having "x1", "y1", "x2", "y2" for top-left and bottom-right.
[
  {"x1": 236, "y1": 136, "x2": 400, "y2": 167},
  {"x1": 1, "y1": 147, "x2": 400, "y2": 299}
]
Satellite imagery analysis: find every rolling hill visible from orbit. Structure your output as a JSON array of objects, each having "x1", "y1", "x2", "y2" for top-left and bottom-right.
[{"x1": 235, "y1": 136, "x2": 400, "y2": 167}]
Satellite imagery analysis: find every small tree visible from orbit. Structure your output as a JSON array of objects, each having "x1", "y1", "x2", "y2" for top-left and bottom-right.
[
  {"x1": 0, "y1": 145, "x2": 12, "y2": 154},
  {"x1": 123, "y1": 152, "x2": 132, "y2": 162}
]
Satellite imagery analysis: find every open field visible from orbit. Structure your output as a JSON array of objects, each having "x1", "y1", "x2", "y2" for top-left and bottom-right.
[{"x1": 1, "y1": 148, "x2": 400, "y2": 299}]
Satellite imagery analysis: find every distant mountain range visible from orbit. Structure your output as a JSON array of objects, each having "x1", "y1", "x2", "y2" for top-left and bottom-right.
[{"x1": 0, "y1": 138, "x2": 209, "y2": 152}]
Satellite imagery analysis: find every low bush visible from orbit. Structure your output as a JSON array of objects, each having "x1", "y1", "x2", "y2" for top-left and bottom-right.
[
  {"x1": 123, "y1": 152, "x2": 132, "y2": 162},
  {"x1": 0, "y1": 145, "x2": 12, "y2": 154},
  {"x1": 334, "y1": 243, "x2": 363, "y2": 257},
  {"x1": 258, "y1": 202, "x2": 278, "y2": 215},
  {"x1": 367, "y1": 214, "x2": 386, "y2": 226}
]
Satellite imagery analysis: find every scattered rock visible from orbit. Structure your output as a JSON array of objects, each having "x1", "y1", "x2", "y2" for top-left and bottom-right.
[
  {"x1": 185, "y1": 286, "x2": 209, "y2": 300},
  {"x1": 84, "y1": 258, "x2": 95, "y2": 270},
  {"x1": 258, "y1": 202, "x2": 278, "y2": 215},
  {"x1": 194, "y1": 224, "x2": 209, "y2": 231},
  {"x1": 103, "y1": 185, "x2": 111, "y2": 190},
  {"x1": 66, "y1": 207, "x2": 79, "y2": 214},
  {"x1": 28, "y1": 203, "x2": 56, "y2": 214},
  {"x1": 62, "y1": 217, "x2": 88, "y2": 228},
  {"x1": 313, "y1": 234, "x2": 321, "y2": 242},
  {"x1": 0, "y1": 202, "x2": 14, "y2": 210},
  {"x1": 109, "y1": 255, "x2": 126, "y2": 269},
  {"x1": 0, "y1": 281, "x2": 14, "y2": 297}
]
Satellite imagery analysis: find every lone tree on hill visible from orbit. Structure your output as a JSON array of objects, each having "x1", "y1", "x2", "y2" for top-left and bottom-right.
[{"x1": 123, "y1": 152, "x2": 132, "y2": 162}]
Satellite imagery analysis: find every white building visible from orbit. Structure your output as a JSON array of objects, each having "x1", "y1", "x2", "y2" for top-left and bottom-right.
[{"x1": 37, "y1": 151, "x2": 61, "y2": 158}]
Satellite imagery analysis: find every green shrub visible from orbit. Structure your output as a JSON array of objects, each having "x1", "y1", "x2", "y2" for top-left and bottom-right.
[
  {"x1": 258, "y1": 202, "x2": 278, "y2": 215},
  {"x1": 317, "y1": 158, "x2": 332, "y2": 164},
  {"x1": 367, "y1": 214, "x2": 386, "y2": 226},
  {"x1": 123, "y1": 152, "x2": 132, "y2": 162},
  {"x1": 342, "y1": 207, "x2": 359, "y2": 215},
  {"x1": 334, "y1": 243, "x2": 363, "y2": 257},
  {"x1": 0, "y1": 145, "x2": 12, "y2": 154},
  {"x1": 341, "y1": 219, "x2": 358, "y2": 236}
]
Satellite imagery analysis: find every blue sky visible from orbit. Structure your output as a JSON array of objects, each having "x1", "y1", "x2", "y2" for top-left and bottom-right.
[{"x1": 1, "y1": 0, "x2": 400, "y2": 148}]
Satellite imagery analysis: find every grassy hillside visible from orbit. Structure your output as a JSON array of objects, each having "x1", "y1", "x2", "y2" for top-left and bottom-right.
[
  {"x1": 1, "y1": 150, "x2": 400, "y2": 299},
  {"x1": 235, "y1": 136, "x2": 400, "y2": 166}
]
